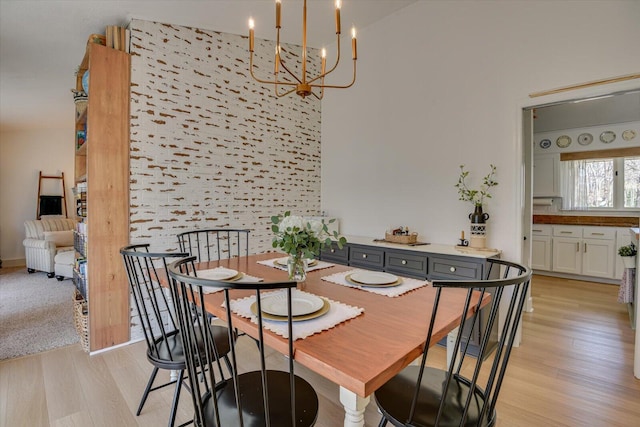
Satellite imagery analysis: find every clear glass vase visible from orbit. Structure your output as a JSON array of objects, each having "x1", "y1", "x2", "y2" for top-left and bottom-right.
[{"x1": 287, "y1": 253, "x2": 308, "y2": 282}]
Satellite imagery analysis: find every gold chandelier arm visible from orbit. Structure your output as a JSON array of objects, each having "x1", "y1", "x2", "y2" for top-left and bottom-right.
[
  {"x1": 250, "y1": 52, "x2": 297, "y2": 87},
  {"x1": 310, "y1": 59, "x2": 356, "y2": 90},
  {"x1": 277, "y1": 54, "x2": 303, "y2": 85},
  {"x1": 309, "y1": 33, "x2": 342, "y2": 85}
]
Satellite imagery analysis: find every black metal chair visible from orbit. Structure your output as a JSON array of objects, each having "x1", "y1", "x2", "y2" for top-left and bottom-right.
[
  {"x1": 120, "y1": 244, "x2": 233, "y2": 427},
  {"x1": 168, "y1": 256, "x2": 319, "y2": 427},
  {"x1": 177, "y1": 229, "x2": 250, "y2": 262},
  {"x1": 374, "y1": 258, "x2": 532, "y2": 427}
]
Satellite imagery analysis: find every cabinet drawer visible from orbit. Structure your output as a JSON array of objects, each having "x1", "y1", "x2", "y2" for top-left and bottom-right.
[
  {"x1": 531, "y1": 224, "x2": 551, "y2": 236},
  {"x1": 553, "y1": 226, "x2": 581, "y2": 238},
  {"x1": 385, "y1": 250, "x2": 428, "y2": 279},
  {"x1": 349, "y1": 245, "x2": 385, "y2": 270},
  {"x1": 429, "y1": 256, "x2": 482, "y2": 280},
  {"x1": 582, "y1": 227, "x2": 615, "y2": 240},
  {"x1": 320, "y1": 243, "x2": 349, "y2": 264}
]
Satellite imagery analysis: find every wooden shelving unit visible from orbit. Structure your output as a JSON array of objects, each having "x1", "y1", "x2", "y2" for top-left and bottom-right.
[{"x1": 74, "y1": 41, "x2": 130, "y2": 352}]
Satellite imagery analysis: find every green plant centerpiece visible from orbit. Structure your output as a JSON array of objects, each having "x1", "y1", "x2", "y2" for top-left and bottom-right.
[{"x1": 271, "y1": 211, "x2": 347, "y2": 281}]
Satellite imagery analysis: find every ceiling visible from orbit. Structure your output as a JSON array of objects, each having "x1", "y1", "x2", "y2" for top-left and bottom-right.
[
  {"x1": 534, "y1": 90, "x2": 640, "y2": 133},
  {"x1": 0, "y1": 0, "x2": 416, "y2": 131}
]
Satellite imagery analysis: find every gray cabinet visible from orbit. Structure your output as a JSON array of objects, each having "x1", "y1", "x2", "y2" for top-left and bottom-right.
[{"x1": 319, "y1": 240, "x2": 497, "y2": 357}]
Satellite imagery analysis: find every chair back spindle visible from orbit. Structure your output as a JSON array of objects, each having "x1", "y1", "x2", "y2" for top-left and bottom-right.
[{"x1": 177, "y1": 228, "x2": 250, "y2": 262}]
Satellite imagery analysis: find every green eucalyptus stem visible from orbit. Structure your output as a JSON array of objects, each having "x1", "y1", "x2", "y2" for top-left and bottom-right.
[{"x1": 455, "y1": 164, "x2": 498, "y2": 207}]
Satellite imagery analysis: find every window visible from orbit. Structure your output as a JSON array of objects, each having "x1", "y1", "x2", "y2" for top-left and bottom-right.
[
  {"x1": 624, "y1": 157, "x2": 640, "y2": 208},
  {"x1": 561, "y1": 156, "x2": 640, "y2": 210}
]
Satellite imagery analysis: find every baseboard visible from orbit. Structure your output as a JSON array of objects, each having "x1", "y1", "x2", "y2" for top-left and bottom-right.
[
  {"x1": 533, "y1": 270, "x2": 619, "y2": 285},
  {"x1": 1, "y1": 258, "x2": 26, "y2": 268}
]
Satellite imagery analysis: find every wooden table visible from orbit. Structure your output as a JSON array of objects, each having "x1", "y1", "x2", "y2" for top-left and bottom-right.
[{"x1": 173, "y1": 253, "x2": 484, "y2": 427}]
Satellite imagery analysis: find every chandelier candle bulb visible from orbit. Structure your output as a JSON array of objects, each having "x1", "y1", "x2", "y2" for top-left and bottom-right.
[
  {"x1": 335, "y1": 0, "x2": 341, "y2": 34},
  {"x1": 351, "y1": 27, "x2": 357, "y2": 59},
  {"x1": 321, "y1": 49, "x2": 326, "y2": 74},
  {"x1": 276, "y1": 0, "x2": 281, "y2": 29},
  {"x1": 248, "y1": 18, "x2": 254, "y2": 52}
]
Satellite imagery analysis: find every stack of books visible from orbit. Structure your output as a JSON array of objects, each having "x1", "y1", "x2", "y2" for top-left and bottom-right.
[{"x1": 105, "y1": 25, "x2": 130, "y2": 53}]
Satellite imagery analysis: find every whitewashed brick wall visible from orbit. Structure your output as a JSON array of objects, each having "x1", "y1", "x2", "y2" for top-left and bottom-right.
[{"x1": 129, "y1": 19, "x2": 322, "y2": 255}]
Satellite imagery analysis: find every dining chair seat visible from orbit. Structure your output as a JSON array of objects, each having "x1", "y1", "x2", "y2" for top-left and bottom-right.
[
  {"x1": 200, "y1": 371, "x2": 318, "y2": 426},
  {"x1": 147, "y1": 326, "x2": 231, "y2": 371},
  {"x1": 375, "y1": 366, "x2": 491, "y2": 427}
]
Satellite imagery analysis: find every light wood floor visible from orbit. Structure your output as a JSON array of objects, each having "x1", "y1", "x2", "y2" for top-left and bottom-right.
[{"x1": 1, "y1": 273, "x2": 639, "y2": 427}]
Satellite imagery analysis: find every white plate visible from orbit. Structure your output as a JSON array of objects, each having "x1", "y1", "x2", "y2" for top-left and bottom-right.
[
  {"x1": 600, "y1": 131, "x2": 616, "y2": 144},
  {"x1": 260, "y1": 291, "x2": 324, "y2": 316},
  {"x1": 577, "y1": 133, "x2": 593, "y2": 146},
  {"x1": 274, "y1": 257, "x2": 317, "y2": 267},
  {"x1": 197, "y1": 268, "x2": 239, "y2": 281},
  {"x1": 556, "y1": 135, "x2": 571, "y2": 148},
  {"x1": 349, "y1": 271, "x2": 398, "y2": 285}
]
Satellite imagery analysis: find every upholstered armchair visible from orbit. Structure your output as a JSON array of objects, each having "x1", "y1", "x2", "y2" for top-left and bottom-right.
[{"x1": 23, "y1": 217, "x2": 76, "y2": 278}]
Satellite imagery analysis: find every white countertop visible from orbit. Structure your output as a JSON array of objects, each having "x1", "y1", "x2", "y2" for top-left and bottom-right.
[{"x1": 341, "y1": 235, "x2": 501, "y2": 259}]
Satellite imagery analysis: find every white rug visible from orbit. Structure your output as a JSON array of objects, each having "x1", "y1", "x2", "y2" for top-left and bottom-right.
[{"x1": 0, "y1": 270, "x2": 79, "y2": 360}]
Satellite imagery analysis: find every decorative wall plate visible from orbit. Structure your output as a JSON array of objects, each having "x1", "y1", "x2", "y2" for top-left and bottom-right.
[
  {"x1": 622, "y1": 129, "x2": 637, "y2": 141},
  {"x1": 599, "y1": 131, "x2": 616, "y2": 144},
  {"x1": 556, "y1": 135, "x2": 572, "y2": 148},
  {"x1": 577, "y1": 133, "x2": 593, "y2": 146},
  {"x1": 539, "y1": 139, "x2": 551, "y2": 149}
]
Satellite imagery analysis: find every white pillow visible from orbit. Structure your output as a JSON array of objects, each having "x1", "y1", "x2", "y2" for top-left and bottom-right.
[{"x1": 43, "y1": 230, "x2": 74, "y2": 247}]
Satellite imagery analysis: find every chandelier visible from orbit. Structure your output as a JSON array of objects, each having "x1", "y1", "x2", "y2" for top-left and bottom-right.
[{"x1": 248, "y1": 0, "x2": 357, "y2": 100}]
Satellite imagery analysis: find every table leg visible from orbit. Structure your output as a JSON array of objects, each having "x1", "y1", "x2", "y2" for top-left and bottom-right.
[
  {"x1": 446, "y1": 327, "x2": 459, "y2": 369},
  {"x1": 339, "y1": 386, "x2": 370, "y2": 427}
]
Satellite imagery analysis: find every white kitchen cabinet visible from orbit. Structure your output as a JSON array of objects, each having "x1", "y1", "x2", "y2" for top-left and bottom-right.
[
  {"x1": 533, "y1": 153, "x2": 560, "y2": 197},
  {"x1": 552, "y1": 236, "x2": 581, "y2": 274},
  {"x1": 552, "y1": 226, "x2": 615, "y2": 279},
  {"x1": 531, "y1": 225, "x2": 552, "y2": 271}
]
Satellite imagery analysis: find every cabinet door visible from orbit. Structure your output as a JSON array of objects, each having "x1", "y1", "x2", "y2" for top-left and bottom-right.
[
  {"x1": 385, "y1": 250, "x2": 428, "y2": 279},
  {"x1": 320, "y1": 242, "x2": 349, "y2": 265},
  {"x1": 533, "y1": 154, "x2": 560, "y2": 197},
  {"x1": 428, "y1": 256, "x2": 483, "y2": 280},
  {"x1": 349, "y1": 245, "x2": 385, "y2": 270},
  {"x1": 582, "y1": 238, "x2": 615, "y2": 279},
  {"x1": 552, "y1": 237, "x2": 581, "y2": 274},
  {"x1": 531, "y1": 236, "x2": 551, "y2": 271}
]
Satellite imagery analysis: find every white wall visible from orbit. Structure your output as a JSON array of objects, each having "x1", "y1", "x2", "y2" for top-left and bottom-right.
[
  {"x1": 0, "y1": 127, "x2": 74, "y2": 264},
  {"x1": 321, "y1": 0, "x2": 640, "y2": 261}
]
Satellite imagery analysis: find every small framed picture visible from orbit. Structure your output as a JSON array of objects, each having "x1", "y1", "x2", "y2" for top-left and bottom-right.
[{"x1": 76, "y1": 130, "x2": 86, "y2": 149}]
